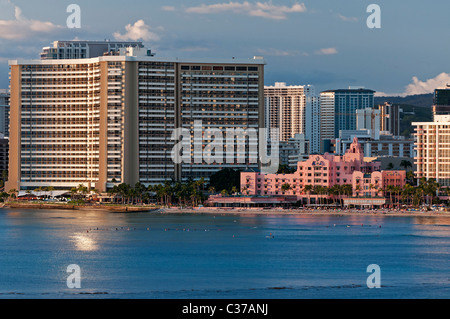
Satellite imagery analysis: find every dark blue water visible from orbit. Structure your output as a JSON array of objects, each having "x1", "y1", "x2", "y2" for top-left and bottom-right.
[{"x1": 0, "y1": 209, "x2": 449, "y2": 299}]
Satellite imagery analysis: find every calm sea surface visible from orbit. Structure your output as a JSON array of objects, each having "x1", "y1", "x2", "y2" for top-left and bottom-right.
[{"x1": 0, "y1": 209, "x2": 449, "y2": 299}]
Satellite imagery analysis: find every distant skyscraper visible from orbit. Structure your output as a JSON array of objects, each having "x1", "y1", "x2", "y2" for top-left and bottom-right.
[
  {"x1": 319, "y1": 91, "x2": 335, "y2": 153},
  {"x1": 264, "y1": 82, "x2": 320, "y2": 153},
  {"x1": 40, "y1": 40, "x2": 151, "y2": 60},
  {"x1": 432, "y1": 86, "x2": 450, "y2": 120},
  {"x1": 378, "y1": 102, "x2": 402, "y2": 136},
  {"x1": 356, "y1": 107, "x2": 381, "y2": 139},
  {"x1": 0, "y1": 90, "x2": 9, "y2": 137},
  {"x1": 321, "y1": 87, "x2": 375, "y2": 138},
  {"x1": 305, "y1": 94, "x2": 321, "y2": 154}
]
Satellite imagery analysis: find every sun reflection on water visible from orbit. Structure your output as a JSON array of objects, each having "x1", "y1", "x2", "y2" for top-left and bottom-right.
[{"x1": 71, "y1": 233, "x2": 99, "y2": 251}]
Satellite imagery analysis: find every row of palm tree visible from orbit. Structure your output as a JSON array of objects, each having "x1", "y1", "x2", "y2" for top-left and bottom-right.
[
  {"x1": 276, "y1": 183, "x2": 354, "y2": 206},
  {"x1": 106, "y1": 178, "x2": 208, "y2": 207},
  {"x1": 249, "y1": 176, "x2": 445, "y2": 208}
]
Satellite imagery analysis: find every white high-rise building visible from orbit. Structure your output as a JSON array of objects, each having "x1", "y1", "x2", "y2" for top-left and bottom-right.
[
  {"x1": 40, "y1": 40, "x2": 151, "y2": 60},
  {"x1": 319, "y1": 91, "x2": 335, "y2": 152},
  {"x1": 356, "y1": 108, "x2": 381, "y2": 140},
  {"x1": 413, "y1": 115, "x2": 450, "y2": 186}
]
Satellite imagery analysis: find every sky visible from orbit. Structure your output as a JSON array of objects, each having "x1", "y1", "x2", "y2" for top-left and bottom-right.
[{"x1": 0, "y1": 0, "x2": 449, "y2": 96}]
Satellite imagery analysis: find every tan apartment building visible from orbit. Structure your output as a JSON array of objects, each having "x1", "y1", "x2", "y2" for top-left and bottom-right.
[
  {"x1": 264, "y1": 82, "x2": 319, "y2": 153},
  {"x1": 6, "y1": 53, "x2": 265, "y2": 192}
]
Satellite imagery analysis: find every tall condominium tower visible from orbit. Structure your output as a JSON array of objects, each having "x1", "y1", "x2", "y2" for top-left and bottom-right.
[
  {"x1": 40, "y1": 40, "x2": 150, "y2": 60},
  {"x1": 6, "y1": 52, "x2": 265, "y2": 192},
  {"x1": 432, "y1": 86, "x2": 450, "y2": 120},
  {"x1": 356, "y1": 107, "x2": 381, "y2": 139},
  {"x1": 319, "y1": 91, "x2": 336, "y2": 152},
  {"x1": 321, "y1": 87, "x2": 375, "y2": 138},
  {"x1": 264, "y1": 82, "x2": 319, "y2": 153},
  {"x1": 378, "y1": 102, "x2": 402, "y2": 136},
  {"x1": 413, "y1": 115, "x2": 450, "y2": 186}
]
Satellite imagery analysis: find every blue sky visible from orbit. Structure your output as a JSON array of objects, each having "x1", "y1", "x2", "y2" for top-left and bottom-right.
[{"x1": 0, "y1": 0, "x2": 449, "y2": 95}]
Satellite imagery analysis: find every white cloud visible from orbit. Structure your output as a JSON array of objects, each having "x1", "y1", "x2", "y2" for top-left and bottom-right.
[
  {"x1": 375, "y1": 73, "x2": 450, "y2": 97},
  {"x1": 404, "y1": 73, "x2": 450, "y2": 95},
  {"x1": 113, "y1": 20, "x2": 161, "y2": 42},
  {"x1": 185, "y1": 1, "x2": 307, "y2": 20},
  {"x1": 0, "y1": 1, "x2": 62, "y2": 40},
  {"x1": 161, "y1": 6, "x2": 176, "y2": 12},
  {"x1": 315, "y1": 47, "x2": 338, "y2": 55},
  {"x1": 338, "y1": 14, "x2": 358, "y2": 22},
  {"x1": 376, "y1": 73, "x2": 450, "y2": 97},
  {"x1": 256, "y1": 48, "x2": 308, "y2": 57}
]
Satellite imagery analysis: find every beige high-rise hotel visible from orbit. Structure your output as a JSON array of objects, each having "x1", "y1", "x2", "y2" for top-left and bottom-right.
[
  {"x1": 6, "y1": 49, "x2": 265, "y2": 192},
  {"x1": 413, "y1": 115, "x2": 450, "y2": 187}
]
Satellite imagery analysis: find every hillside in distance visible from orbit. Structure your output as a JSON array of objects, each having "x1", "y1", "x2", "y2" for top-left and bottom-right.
[
  {"x1": 375, "y1": 93, "x2": 433, "y2": 108},
  {"x1": 399, "y1": 104, "x2": 432, "y2": 137}
]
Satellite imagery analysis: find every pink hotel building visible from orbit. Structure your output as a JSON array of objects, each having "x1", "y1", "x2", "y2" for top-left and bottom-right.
[{"x1": 240, "y1": 138, "x2": 406, "y2": 202}]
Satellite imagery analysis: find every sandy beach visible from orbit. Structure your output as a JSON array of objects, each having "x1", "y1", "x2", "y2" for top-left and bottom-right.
[
  {"x1": 160, "y1": 207, "x2": 450, "y2": 218},
  {"x1": 2, "y1": 202, "x2": 450, "y2": 218}
]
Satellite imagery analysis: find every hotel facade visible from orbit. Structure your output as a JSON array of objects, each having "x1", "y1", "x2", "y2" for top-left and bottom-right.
[
  {"x1": 240, "y1": 138, "x2": 405, "y2": 201},
  {"x1": 6, "y1": 53, "x2": 265, "y2": 192},
  {"x1": 413, "y1": 115, "x2": 450, "y2": 187}
]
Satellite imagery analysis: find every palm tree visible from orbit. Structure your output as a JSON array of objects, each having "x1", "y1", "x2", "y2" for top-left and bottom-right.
[
  {"x1": 70, "y1": 187, "x2": 78, "y2": 201},
  {"x1": 303, "y1": 185, "x2": 313, "y2": 206},
  {"x1": 108, "y1": 185, "x2": 119, "y2": 204},
  {"x1": 401, "y1": 184, "x2": 415, "y2": 206},
  {"x1": 77, "y1": 184, "x2": 89, "y2": 201},
  {"x1": 400, "y1": 160, "x2": 412, "y2": 171},
  {"x1": 354, "y1": 184, "x2": 361, "y2": 197},
  {"x1": 7, "y1": 188, "x2": 17, "y2": 202},
  {"x1": 281, "y1": 183, "x2": 291, "y2": 194},
  {"x1": 134, "y1": 182, "x2": 146, "y2": 205},
  {"x1": 34, "y1": 187, "x2": 43, "y2": 199},
  {"x1": 368, "y1": 184, "x2": 374, "y2": 198},
  {"x1": 47, "y1": 186, "x2": 55, "y2": 198},
  {"x1": 406, "y1": 171, "x2": 416, "y2": 186},
  {"x1": 322, "y1": 186, "x2": 329, "y2": 205},
  {"x1": 386, "y1": 185, "x2": 395, "y2": 208}
]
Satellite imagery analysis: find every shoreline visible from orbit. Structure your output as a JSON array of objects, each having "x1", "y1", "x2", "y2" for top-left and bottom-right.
[
  {"x1": 2, "y1": 202, "x2": 450, "y2": 218},
  {"x1": 1, "y1": 202, "x2": 158, "y2": 213},
  {"x1": 160, "y1": 207, "x2": 450, "y2": 218}
]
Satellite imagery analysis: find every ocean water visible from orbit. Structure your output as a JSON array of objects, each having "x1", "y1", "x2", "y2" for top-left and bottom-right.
[{"x1": 0, "y1": 209, "x2": 449, "y2": 299}]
